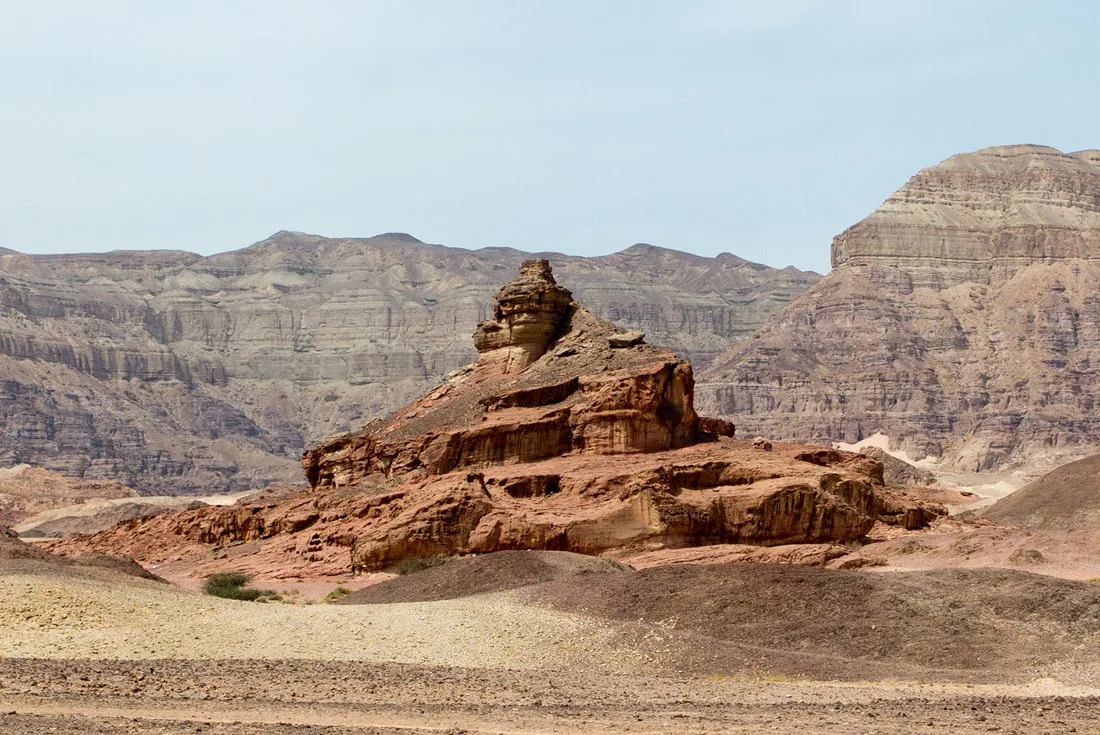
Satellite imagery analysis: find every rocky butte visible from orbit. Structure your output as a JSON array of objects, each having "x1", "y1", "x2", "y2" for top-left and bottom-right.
[
  {"x1": 700, "y1": 145, "x2": 1100, "y2": 471},
  {"x1": 55, "y1": 262, "x2": 908, "y2": 576},
  {"x1": 0, "y1": 235, "x2": 818, "y2": 494}
]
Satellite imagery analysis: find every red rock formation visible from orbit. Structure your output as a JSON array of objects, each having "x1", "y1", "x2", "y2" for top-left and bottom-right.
[{"x1": 55, "y1": 262, "x2": 883, "y2": 576}]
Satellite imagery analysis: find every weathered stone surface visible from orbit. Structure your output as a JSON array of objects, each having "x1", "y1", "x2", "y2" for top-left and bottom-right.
[
  {"x1": 54, "y1": 263, "x2": 878, "y2": 575},
  {"x1": 472, "y1": 259, "x2": 574, "y2": 374},
  {"x1": 300, "y1": 263, "x2": 709, "y2": 490},
  {"x1": 875, "y1": 489, "x2": 946, "y2": 530},
  {"x1": 0, "y1": 234, "x2": 818, "y2": 493},
  {"x1": 701, "y1": 145, "x2": 1100, "y2": 470},
  {"x1": 608, "y1": 331, "x2": 645, "y2": 348}
]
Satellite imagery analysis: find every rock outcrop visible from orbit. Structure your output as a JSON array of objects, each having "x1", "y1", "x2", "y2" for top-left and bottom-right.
[
  {"x1": 858, "y1": 447, "x2": 937, "y2": 488},
  {"x1": 54, "y1": 262, "x2": 879, "y2": 576},
  {"x1": 0, "y1": 234, "x2": 818, "y2": 493},
  {"x1": 701, "y1": 145, "x2": 1100, "y2": 470}
]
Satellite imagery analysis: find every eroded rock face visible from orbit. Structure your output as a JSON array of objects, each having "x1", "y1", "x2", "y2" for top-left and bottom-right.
[
  {"x1": 701, "y1": 145, "x2": 1100, "y2": 470},
  {"x1": 0, "y1": 234, "x2": 818, "y2": 493},
  {"x1": 831, "y1": 145, "x2": 1100, "y2": 288},
  {"x1": 301, "y1": 265, "x2": 704, "y2": 491},
  {"x1": 54, "y1": 263, "x2": 878, "y2": 575},
  {"x1": 473, "y1": 259, "x2": 574, "y2": 373}
]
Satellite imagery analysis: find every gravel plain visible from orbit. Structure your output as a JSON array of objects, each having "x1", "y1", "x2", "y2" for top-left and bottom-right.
[{"x1": 5, "y1": 557, "x2": 1100, "y2": 733}]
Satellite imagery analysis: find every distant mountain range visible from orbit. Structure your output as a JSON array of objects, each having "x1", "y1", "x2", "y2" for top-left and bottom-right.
[
  {"x1": 0, "y1": 233, "x2": 817, "y2": 493},
  {"x1": 6, "y1": 143, "x2": 1099, "y2": 492}
]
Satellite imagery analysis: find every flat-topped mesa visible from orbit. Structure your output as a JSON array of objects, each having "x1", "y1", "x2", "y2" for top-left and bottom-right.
[
  {"x1": 831, "y1": 145, "x2": 1100, "y2": 288},
  {"x1": 473, "y1": 259, "x2": 574, "y2": 374},
  {"x1": 301, "y1": 260, "x2": 736, "y2": 491}
]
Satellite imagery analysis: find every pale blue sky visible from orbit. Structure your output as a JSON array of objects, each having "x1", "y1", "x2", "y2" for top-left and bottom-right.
[{"x1": 1, "y1": 1, "x2": 1097, "y2": 272}]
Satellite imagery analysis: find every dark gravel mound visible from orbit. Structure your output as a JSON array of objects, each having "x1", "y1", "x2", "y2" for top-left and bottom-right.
[
  {"x1": 0, "y1": 525, "x2": 51, "y2": 560},
  {"x1": 338, "y1": 550, "x2": 630, "y2": 604},
  {"x1": 528, "y1": 562, "x2": 1100, "y2": 681},
  {"x1": 57, "y1": 553, "x2": 165, "y2": 581},
  {"x1": 2, "y1": 524, "x2": 163, "y2": 581},
  {"x1": 985, "y1": 453, "x2": 1100, "y2": 530}
]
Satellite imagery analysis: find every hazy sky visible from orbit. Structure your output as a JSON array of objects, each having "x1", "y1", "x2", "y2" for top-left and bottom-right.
[{"x1": 2, "y1": 1, "x2": 1097, "y2": 272}]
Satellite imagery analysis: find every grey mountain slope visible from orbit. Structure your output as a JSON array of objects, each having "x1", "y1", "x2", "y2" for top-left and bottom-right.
[{"x1": 699, "y1": 144, "x2": 1100, "y2": 470}]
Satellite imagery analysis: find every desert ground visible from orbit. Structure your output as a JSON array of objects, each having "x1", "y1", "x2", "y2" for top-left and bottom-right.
[{"x1": 4, "y1": 541, "x2": 1100, "y2": 735}]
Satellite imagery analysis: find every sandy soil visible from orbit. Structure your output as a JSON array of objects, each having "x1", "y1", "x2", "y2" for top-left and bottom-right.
[
  {"x1": 2, "y1": 660, "x2": 1099, "y2": 734},
  {"x1": 0, "y1": 568, "x2": 627, "y2": 672},
  {"x1": 7, "y1": 533, "x2": 1100, "y2": 732}
]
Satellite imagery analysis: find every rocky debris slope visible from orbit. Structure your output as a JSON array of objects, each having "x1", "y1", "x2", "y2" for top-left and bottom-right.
[
  {"x1": 984, "y1": 452, "x2": 1100, "y2": 531},
  {"x1": 1, "y1": 525, "x2": 50, "y2": 561},
  {"x1": 54, "y1": 262, "x2": 882, "y2": 576},
  {"x1": 701, "y1": 145, "x2": 1100, "y2": 470},
  {"x1": 0, "y1": 465, "x2": 136, "y2": 527},
  {"x1": 0, "y1": 233, "x2": 818, "y2": 494}
]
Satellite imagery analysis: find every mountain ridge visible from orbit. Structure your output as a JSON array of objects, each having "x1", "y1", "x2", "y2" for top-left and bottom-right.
[
  {"x1": 0, "y1": 232, "x2": 817, "y2": 493},
  {"x1": 700, "y1": 144, "x2": 1100, "y2": 471}
]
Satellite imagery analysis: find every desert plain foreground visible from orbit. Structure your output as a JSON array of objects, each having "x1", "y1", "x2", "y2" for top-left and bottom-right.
[{"x1": 3, "y1": 548, "x2": 1100, "y2": 735}]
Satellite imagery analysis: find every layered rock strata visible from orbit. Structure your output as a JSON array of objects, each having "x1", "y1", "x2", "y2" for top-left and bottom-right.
[
  {"x1": 831, "y1": 145, "x2": 1100, "y2": 288},
  {"x1": 55, "y1": 262, "x2": 882, "y2": 575},
  {"x1": 0, "y1": 234, "x2": 818, "y2": 493},
  {"x1": 701, "y1": 145, "x2": 1100, "y2": 470}
]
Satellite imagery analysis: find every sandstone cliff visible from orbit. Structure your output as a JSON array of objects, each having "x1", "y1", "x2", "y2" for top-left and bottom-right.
[
  {"x1": 54, "y1": 262, "x2": 882, "y2": 576},
  {"x1": 0, "y1": 234, "x2": 818, "y2": 493},
  {"x1": 700, "y1": 145, "x2": 1100, "y2": 470}
]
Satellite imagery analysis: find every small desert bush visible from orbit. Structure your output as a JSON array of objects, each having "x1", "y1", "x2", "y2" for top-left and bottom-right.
[
  {"x1": 392, "y1": 555, "x2": 449, "y2": 575},
  {"x1": 324, "y1": 586, "x2": 352, "y2": 603},
  {"x1": 202, "y1": 572, "x2": 279, "y2": 602}
]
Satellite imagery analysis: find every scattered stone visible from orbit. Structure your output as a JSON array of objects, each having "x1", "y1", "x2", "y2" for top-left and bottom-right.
[
  {"x1": 752, "y1": 437, "x2": 773, "y2": 451},
  {"x1": 607, "y1": 331, "x2": 645, "y2": 348}
]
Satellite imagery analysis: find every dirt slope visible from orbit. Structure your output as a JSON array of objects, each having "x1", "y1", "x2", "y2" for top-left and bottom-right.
[
  {"x1": 1, "y1": 525, "x2": 160, "y2": 581},
  {"x1": 985, "y1": 452, "x2": 1100, "y2": 531},
  {"x1": 344, "y1": 552, "x2": 1100, "y2": 682},
  {"x1": 337, "y1": 550, "x2": 628, "y2": 604}
]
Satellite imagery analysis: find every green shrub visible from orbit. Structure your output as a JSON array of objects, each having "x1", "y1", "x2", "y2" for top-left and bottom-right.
[
  {"x1": 202, "y1": 572, "x2": 279, "y2": 601},
  {"x1": 391, "y1": 555, "x2": 449, "y2": 575},
  {"x1": 324, "y1": 585, "x2": 352, "y2": 603}
]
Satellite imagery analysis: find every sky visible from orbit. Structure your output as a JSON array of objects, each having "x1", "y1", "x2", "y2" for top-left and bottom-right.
[{"x1": 1, "y1": 1, "x2": 1097, "y2": 273}]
